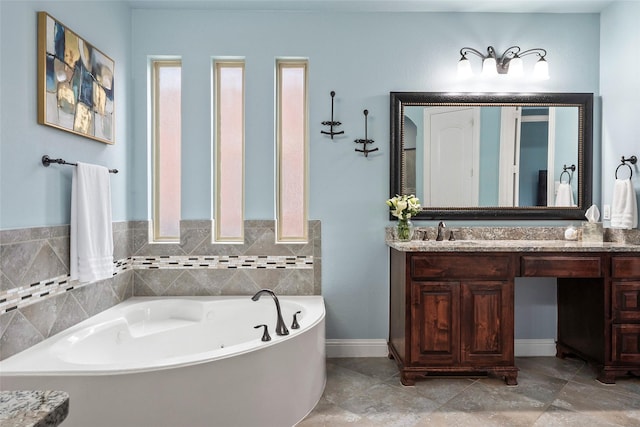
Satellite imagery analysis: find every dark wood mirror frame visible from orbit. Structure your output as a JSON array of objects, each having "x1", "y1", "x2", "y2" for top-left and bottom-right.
[{"x1": 390, "y1": 92, "x2": 593, "y2": 220}]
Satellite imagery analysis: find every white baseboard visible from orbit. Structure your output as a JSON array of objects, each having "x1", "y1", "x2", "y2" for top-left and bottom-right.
[
  {"x1": 325, "y1": 339, "x2": 388, "y2": 358},
  {"x1": 325, "y1": 338, "x2": 556, "y2": 358},
  {"x1": 514, "y1": 339, "x2": 556, "y2": 357}
]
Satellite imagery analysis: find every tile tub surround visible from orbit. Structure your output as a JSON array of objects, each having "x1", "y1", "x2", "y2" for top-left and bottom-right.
[
  {"x1": 131, "y1": 220, "x2": 321, "y2": 298},
  {"x1": 0, "y1": 223, "x2": 134, "y2": 360},
  {"x1": 0, "y1": 220, "x2": 321, "y2": 360}
]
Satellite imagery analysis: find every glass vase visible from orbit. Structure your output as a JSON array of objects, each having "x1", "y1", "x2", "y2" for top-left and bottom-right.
[{"x1": 396, "y1": 218, "x2": 413, "y2": 241}]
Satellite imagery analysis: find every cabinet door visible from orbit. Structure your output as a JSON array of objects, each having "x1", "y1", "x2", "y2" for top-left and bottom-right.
[
  {"x1": 612, "y1": 324, "x2": 640, "y2": 364},
  {"x1": 612, "y1": 282, "x2": 640, "y2": 323},
  {"x1": 460, "y1": 281, "x2": 514, "y2": 366},
  {"x1": 410, "y1": 281, "x2": 460, "y2": 365}
]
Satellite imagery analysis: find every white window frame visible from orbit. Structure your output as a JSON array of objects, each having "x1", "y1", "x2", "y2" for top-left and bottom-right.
[
  {"x1": 212, "y1": 59, "x2": 245, "y2": 243},
  {"x1": 275, "y1": 59, "x2": 309, "y2": 243},
  {"x1": 149, "y1": 58, "x2": 182, "y2": 243}
]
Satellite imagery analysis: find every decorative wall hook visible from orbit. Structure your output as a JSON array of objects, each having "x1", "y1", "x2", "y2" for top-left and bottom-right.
[
  {"x1": 354, "y1": 109, "x2": 378, "y2": 157},
  {"x1": 321, "y1": 91, "x2": 344, "y2": 139}
]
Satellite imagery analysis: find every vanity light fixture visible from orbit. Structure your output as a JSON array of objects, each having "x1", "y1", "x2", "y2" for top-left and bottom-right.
[{"x1": 457, "y1": 46, "x2": 549, "y2": 79}]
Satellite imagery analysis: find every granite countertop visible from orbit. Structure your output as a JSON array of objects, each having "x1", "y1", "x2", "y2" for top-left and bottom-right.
[
  {"x1": 0, "y1": 391, "x2": 69, "y2": 427},
  {"x1": 386, "y1": 239, "x2": 640, "y2": 252}
]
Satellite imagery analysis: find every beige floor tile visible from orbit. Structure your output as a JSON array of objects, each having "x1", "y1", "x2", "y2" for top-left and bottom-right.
[{"x1": 302, "y1": 357, "x2": 640, "y2": 427}]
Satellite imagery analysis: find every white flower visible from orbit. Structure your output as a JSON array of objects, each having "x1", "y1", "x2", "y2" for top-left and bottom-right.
[{"x1": 386, "y1": 194, "x2": 421, "y2": 220}]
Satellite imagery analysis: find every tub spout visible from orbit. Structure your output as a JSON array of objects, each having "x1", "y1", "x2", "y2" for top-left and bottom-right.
[{"x1": 251, "y1": 289, "x2": 289, "y2": 336}]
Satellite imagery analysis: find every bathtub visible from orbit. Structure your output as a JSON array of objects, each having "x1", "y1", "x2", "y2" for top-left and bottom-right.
[{"x1": 0, "y1": 296, "x2": 325, "y2": 427}]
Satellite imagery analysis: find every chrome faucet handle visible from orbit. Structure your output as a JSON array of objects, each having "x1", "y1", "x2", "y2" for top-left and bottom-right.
[
  {"x1": 436, "y1": 221, "x2": 446, "y2": 241},
  {"x1": 291, "y1": 311, "x2": 301, "y2": 329},
  {"x1": 254, "y1": 324, "x2": 271, "y2": 342},
  {"x1": 448, "y1": 230, "x2": 456, "y2": 241}
]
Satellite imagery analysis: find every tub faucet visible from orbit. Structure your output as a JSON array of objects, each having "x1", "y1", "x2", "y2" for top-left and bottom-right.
[
  {"x1": 251, "y1": 289, "x2": 289, "y2": 336},
  {"x1": 436, "y1": 221, "x2": 446, "y2": 241}
]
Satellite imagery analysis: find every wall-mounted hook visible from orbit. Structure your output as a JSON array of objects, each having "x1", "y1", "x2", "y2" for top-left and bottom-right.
[
  {"x1": 560, "y1": 164, "x2": 576, "y2": 184},
  {"x1": 354, "y1": 109, "x2": 378, "y2": 157},
  {"x1": 616, "y1": 155, "x2": 637, "y2": 179},
  {"x1": 321, "y1": 91, "x2": 344, "y2": 139}
]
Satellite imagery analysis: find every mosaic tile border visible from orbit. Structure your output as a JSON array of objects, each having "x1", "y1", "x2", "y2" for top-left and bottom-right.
[
  {"x1": 0, "y1": 255, "x2": 313, "y2": 314},
  {"x1": 132, "y1": 255, "x2": 314, "y2": 270}
]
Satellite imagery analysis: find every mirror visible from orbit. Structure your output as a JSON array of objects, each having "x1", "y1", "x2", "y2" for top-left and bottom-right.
[{"x1": 390, "y1": 92, "x2": 593, "y2": 220}]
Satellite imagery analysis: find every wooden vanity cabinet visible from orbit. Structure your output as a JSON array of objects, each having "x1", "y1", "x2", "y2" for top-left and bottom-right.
[
  {"x1": 607, "y1": 256, "x2": 640, "y2": 381},
  {"x1": 391, "y1": 247, "x2": 640, "y2": 386},
  {"x1": 554, "y1": 254, "x2": 640, "y2": 384},
  {"x1": 389, "y1": 250, "x2": 518, "y2": 385}
]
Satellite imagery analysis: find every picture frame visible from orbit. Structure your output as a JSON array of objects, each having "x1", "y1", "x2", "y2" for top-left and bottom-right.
[{"x1": 37, "y1": 12, "x2": 115, "y2": 144}]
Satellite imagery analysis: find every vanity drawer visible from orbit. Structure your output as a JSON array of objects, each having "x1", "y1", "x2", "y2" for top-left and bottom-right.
[
  {"x1": 612, "y1": 324, "x2": 640, "y2": 364},
  {"x1": 613, "y1": 282, "x2": 640, "y2": 323},
  {"x1": 520, "y1": 255, "x2": 602, "y2": 278},
  {"x1": 612, "y1": 257, "x2": 640, "y2": 279},
  {"x1": 410, "y1": 254, "x2": 513, "y2": 279}
]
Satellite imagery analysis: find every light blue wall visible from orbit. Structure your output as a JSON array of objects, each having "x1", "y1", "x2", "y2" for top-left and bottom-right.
[
  {"x1": 0, "y1": 1, "x2": 131, "y2": 228},
  {"x1": 519, "y1": 120, "x2": 548, "y2": 206},
  {"x1": 1, "y1": 3, "x2": 603, "y2": 341},
  {"x1": 601, "y1": 1, "x2": 640, "y2": 219},
  {"x1": 130, "y1": 10, "x2": 600, "y2": 340},
  {"x1": 479, "y1": 107, "x2": 501, "y2": 205},
  {"x1": 404, "y1": 108, "x2": 423, "y2": 198},
  {"x1": 555, "y1": 107, "x2": 579, "y2": 202}
]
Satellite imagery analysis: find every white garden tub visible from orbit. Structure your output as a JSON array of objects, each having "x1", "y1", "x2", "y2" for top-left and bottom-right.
[{"x1": 0, "y1": 296, "x2": 325, "y2": 427}]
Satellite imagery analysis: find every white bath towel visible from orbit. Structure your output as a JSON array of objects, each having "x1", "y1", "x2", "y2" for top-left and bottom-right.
[
  {"x1": 70, "y1": 162, "x2": 114, "y2": 283},
  {"x1": 555, "y1": 182, "x2": 574, "y2": 207},
  {"x1": 611, "y1": 178, "x2": 638, "y2": 229}
]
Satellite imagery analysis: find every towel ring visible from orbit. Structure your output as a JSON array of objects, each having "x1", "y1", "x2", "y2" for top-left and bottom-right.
[
  {"x1": 615, "y1": 163, "x2": 633, "y2": 179},
  {"x1": 559, "y1": 170, "x2": 571, "y2": 184}
]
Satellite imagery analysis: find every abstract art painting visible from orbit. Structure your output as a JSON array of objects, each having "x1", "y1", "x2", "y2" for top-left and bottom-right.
[{"x1": 37, "y1": 12, "x2": 115, "y2": 144}]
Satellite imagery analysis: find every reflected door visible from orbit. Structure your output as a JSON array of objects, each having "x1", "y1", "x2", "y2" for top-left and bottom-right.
[{"x1": 424, "y1": 108, "x2": 479, "y2": 206}]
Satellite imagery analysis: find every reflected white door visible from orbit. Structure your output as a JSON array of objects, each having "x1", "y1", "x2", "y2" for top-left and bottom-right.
[
  {"x1": 498, "y1": 107, "x2": 522, "y2": 207},
  {"x1": 424, "y1": 107, "x2": 479, "y2": 206}
]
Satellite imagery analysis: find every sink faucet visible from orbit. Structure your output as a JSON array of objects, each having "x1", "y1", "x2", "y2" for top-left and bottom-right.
[
  {"x1": 436, "y1": 221, "x2": 446, "y2": 241},
  {"x1": 251, "y1": 289, "x2": 289, "y2": 336}
]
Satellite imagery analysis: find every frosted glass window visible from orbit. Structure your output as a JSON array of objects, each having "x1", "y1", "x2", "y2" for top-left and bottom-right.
[
  {"x1": 214, "y1": 61, "x2": 245, "y2": 242},
  {"x1": 276, "y1": 60, "x2": 308, "y2": 242},
  {"x1": 151, "y1": 60, "x2": 181, "y2": 242}
]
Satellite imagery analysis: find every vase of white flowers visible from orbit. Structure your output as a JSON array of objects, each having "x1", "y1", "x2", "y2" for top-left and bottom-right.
[{"x1": 386, "y1": 194, "x2": 421, "y2": 241}]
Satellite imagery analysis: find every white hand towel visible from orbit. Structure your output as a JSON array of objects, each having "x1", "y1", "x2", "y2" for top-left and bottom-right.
[
  {"x1": 611, "y1": 178, "x2": 638, "y2": 229},
  {"x1": 555, "y1": 182, "x2": 574, "y2": 207},
  {"x1": 70, "y1": 162, "x2": 114, "y2": 283}
]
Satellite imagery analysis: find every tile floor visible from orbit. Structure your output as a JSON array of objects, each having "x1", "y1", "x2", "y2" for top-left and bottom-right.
[{"x1": 299, "y1": 357, "x2": 640, "y2": 426}]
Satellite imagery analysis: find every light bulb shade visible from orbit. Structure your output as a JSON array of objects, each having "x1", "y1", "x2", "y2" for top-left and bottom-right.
[
  {"x1": 508, "y1": 56, "x2": 523, "y2": 76},
  {"x1": 482, "y1": 57, "x2": 497, "y2": 76},
  {"x1": 533, "y1": 57, "x2": 549, "y2": 80},
  {"x1": 457, "y1": 57, "x2": 473, "y2": 79}
]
